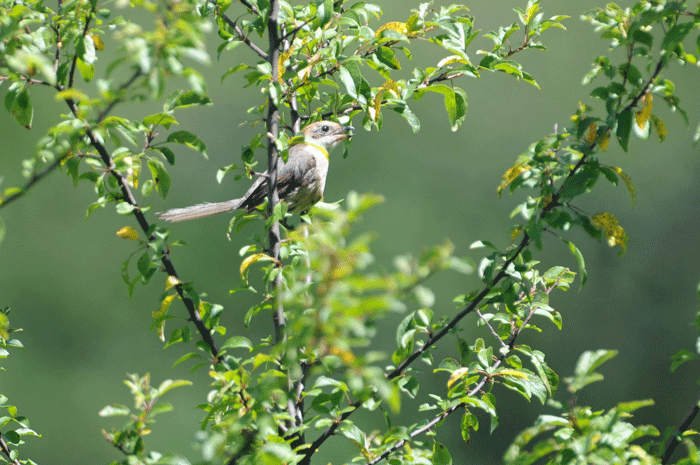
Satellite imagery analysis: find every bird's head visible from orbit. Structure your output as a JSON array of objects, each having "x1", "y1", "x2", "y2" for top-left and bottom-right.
[{"x1": 301, "y1": 120, "x2": 354, "y2": 153}]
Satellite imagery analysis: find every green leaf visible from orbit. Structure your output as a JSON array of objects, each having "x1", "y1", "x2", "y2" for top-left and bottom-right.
[
  {"x1": 339, "y1": 61, "x2": 362, "y2": 100},
  {"x1": 76, "y1": 34, "x2": 96, "y2": 65},
  {"x1": 143, "y1": 113, "x2": 178, "y2": 129},
  {"x1": 166, "y1": 131, "x2": 209, "y2": 158},
  {"x1": 98, "y1": 404, "x2": 131, "y2": 416},
  {"x1": 425, "y1": 84, "x2": 463, "y2": 131},
  {"x1": 376, "y1": 46, "x2": 401, "y2": 70},
  {"x1": 662, "y1": 22, "x2": 695, "y2": 54},
  {"x1": 157, "y1": 379, "x2": 193, "y2": 396},
  {"x1": 432, "y1": 442, "x2": 452, "y2": 465},
  {"x1": 564, "y1": 240, "x2": 586, "y2": 288},
  {"x1": 10, "y1": 86, "x2": 33, "y2": 129},
  {"x1": 616, "y1": 109, "x2": 633, "y2": 152},
  {"x1": 76, "y1": 57, "x2": 95, "y2": 82},
  {"x1": 575, "y1": 349, "x2": 617, "y2": 375},
  {"x1": 220, "y1": 336, "x2": 253, "y2": 351},
  {"x1": 152, "y1": 146, "x2": 176, "y2": 165},
  {"x1": 147, "y1": 159, "x2": 171, "y2": 198}
]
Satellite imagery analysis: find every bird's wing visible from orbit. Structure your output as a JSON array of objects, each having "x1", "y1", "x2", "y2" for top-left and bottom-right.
[{"x1": 277, "y1": 154, "x2": 317, "y2": 200}]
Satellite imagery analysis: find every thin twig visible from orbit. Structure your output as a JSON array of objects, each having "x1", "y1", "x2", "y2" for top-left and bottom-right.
[
  {"x1": 0, "y1": 436, "x2": 21, "y2": 465},
  {"x1": 0, "y1": 153, "x2": 70, "y2": 210}
]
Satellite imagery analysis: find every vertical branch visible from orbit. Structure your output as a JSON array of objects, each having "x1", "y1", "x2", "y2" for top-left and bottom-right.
[{"x1": 266, "y1": 0, "x2": 285, "y2": 345}]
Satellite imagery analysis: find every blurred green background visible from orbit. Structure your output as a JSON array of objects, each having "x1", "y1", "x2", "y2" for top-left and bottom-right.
[{"x1": 1, "y1": 0, "x2": 700, "y2": 463}]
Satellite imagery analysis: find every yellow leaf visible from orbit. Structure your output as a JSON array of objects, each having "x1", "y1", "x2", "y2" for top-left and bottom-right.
[
  {"x1": 586, "y1": 121, "x2": 597, "y2": 144},
  {"x1": 498, "y1": 369, "x2": 528, "y2": 378},
  {"x1": 240, "y1": 253, "x2": 273, "y2": 284},
  {"x1": 511, "y1": 226, "x2": 524, "y2": 240},
  {"x1": 329, "y1": 345, "x2": 356, "y2": 364},
  {"x1": 635, "y1": 93, "x2": 653, "y2": 130},
  {"x1": 592, "y1": 212, "x2": 628, "y2": 254},
  {"x1": 372, "y1": 80, "x2": 398, "y2": 122},
  {"x1": 498, "y1": 163, "x2": 530, "y2": 195},
  {"x1": 91, "y1": 34, "x2": 105, "y2": 51},
  {"x1": 650, "y1": 114, "x2": 667, "y2": 142},
  {"x1": 277, "y1": 45, "x2": 295, "y2": 82},
  {"x1": 153, "y1": 294, "x2": 176, "y2": 341},
  {"x1": 526, "y1": 3, "x2": 539, "y2": 23},
  {"x1": 55, "y1": 89, "x2": 88, "y2": 102},
  {"x1": 599, "y1": 131, "x2": 610, "y2": 151},
  {"x1": 165, "y1": 275, "x2": 181, "y2": 290},
  {"x1": 375, "y1": 21, "x2": 408, "y2": 37},
  {"x1": 447, "y1": 367, "x2": 470, "y2": 389},
  {"x1": 611, "y1": 166, "x2": 636, "y2": 206},
  {"x1": 116, "y1": 226, "x2": 139, "y2": 240}
]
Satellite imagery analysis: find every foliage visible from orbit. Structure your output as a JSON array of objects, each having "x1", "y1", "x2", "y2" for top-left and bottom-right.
[{"x1": 0, "y1": 0, "x2": 699, "y2": 464}]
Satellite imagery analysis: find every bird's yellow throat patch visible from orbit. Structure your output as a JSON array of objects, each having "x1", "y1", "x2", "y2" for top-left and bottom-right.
[{"x1": 291, "y1": 140, "x2": 329, "y2": 160}]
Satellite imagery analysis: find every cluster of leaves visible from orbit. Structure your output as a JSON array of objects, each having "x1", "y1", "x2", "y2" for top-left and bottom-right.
[
  {"x1": 0, "y1": 308, "x2": 39, "y2": 464},
  {"x1": 504, "y1": 349, "x2": 663, "y2": 464},
  {"x1": 499, "y1": 1, "x2": 699, "y2": 276},
  {"x1": 215, "y1": 0, "x2": 566, "y2": 149},
  {"x1": 100, "y1": 373, "x2": 192, "y2": 464}
]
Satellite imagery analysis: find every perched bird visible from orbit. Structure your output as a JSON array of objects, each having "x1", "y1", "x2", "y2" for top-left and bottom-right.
[{"x1": 156, "y1": 121, "x2": 354, "y2": 222}]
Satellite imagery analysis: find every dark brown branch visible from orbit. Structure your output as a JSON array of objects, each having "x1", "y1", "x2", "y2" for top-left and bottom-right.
[
  {"x1": 265, "y1": 0, "x2": 286, "y2": 345},
  {"x1": 219, "y1": 7, "x2": 268, "y2": 60},
  {"x1": 69, "y1": 5, "x2": 94, "y2": 89},
  {"x1": 369, "y1": 284, "x2": 545, "y2": 464},
  {"x1": 55, "y1": 90, "x2": 223, "y2": 362},
  {"x1": 0, "y1": 153, "x2": 69, "y2": 210},
  {"x1": 661, "y1": 390, "x2": 700, "y2": 464},
  {"x1": 387, "y1": 236, "x2": 529, "y2": 379},
  {"x1": 238, "y1": 0, "x2": 259, "y2": 15}
]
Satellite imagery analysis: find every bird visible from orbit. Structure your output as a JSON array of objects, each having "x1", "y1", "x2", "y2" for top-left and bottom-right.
[{"x1": 156, "y1": 120, "x2": 354, "y2": 222}]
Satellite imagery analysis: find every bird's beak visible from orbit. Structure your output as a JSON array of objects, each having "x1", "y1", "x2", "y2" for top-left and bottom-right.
[{"x1": 336, "y1": 125, "x2": 354, "y2": 141}]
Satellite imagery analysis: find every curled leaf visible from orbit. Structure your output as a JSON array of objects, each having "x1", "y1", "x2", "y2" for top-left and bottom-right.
[
  {"x1": 611, "y1": 166, "x2": 636, "y2": 206},
  {"x1": 116, "y1": 226, "x2": 139, "y2": 240}
]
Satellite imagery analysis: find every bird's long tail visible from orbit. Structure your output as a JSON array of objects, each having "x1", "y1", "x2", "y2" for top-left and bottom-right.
[{"x1": 156, "y1": 199, "x2": 242, "y2": 222}]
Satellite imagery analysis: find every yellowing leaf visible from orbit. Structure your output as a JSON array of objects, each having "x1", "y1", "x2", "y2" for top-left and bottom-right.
[
  {"x1": 635, "y1": 93, "x2": 652, "y2": 130},
  {"x1": 498, "y1": 163, "x2": 530, "y2": 195},
  {"x1": 55, "y1": 88, "x2": 88, "y2": 102},
  {"x1": 329, "y1": 345, "x2": 356, "y2": 364},
  {"x1": 372, "y1": 80, "x2": 399, "y2": 122},
  {"x1": 611, "y1": 166, "x2": 636, "y2": 206},
  {"x1": 447, "y1": 367, "x2": 470, "y2": 389},
  {"x1": 650, "y1": 114, "x2": 667, "y2": 142},
  {"x1": 165, "y1": 275, "x2": 181, "y2": 290},
  {"x1": 511, "y1": 226, "x2": 524, "y2": 240},
  {"x1": 600, "y1": 131, "x2": 610, "y2": 151},
  {"x1": 586, "y1": 121, "x2": 597, "y2": 144},
  {"x1": 375, "y1": 21, "x2": 408, "y2": 37},
  {"x1": 592, "y1": 212, "x2": 628, "y2": 254},
  {"x1": 91, "y1": 34, "x2": 105, "y2": 50},
  {"x1": 526, "y1": 3, "x2": 540, "y2": 23},
  {"x1": 277, "y1": 45, "x2": 295, "y2": 82},
  {"x1": 240, "y1": 253, "x2": 273, "y2": 284},
  {"x1": 498, "y1": 369, "x2": 527, "y2": 378},
  {"x1": 116, "y1": 226, "x2": 139, "y2": 240},
  {"x1": 153, "y1": 294, "x2": 176, "y2": 341}
]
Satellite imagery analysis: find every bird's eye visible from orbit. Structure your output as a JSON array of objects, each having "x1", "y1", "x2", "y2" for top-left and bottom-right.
[{"x1": 321, "y1": 125, "x2": 329, "y2": 132}]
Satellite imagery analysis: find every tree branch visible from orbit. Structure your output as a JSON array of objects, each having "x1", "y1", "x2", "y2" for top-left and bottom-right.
[
  {"x1": 661, "y1": 389, "x2": 700, "y2": 464},
  {"x1": 0, "y1": 436, "x2": 21, "y2": 465},
  {"x1": 0, "y1": 153, "x2": 69, "y2": 210}
]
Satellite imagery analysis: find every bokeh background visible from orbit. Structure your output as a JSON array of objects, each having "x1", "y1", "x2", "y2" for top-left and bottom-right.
[{"x1": 1, "y1": 0, "x2": 700, "y2": 463}]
